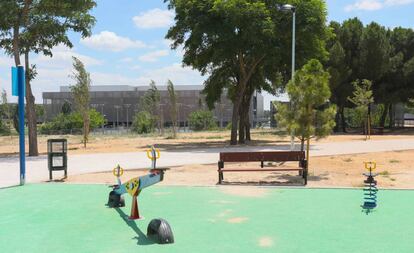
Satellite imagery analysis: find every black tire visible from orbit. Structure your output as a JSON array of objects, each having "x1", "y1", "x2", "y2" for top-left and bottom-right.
[
  {"x1": 107, "y1": 191, "x2": 124, "y2": 208},
  {"x1": 147, "y1": 218, "x2": 174, "y2": 244}
]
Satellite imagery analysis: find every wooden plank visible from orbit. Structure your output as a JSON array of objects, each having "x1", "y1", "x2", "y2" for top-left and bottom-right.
[
  {"x1": 218, "y1": 169, "x2": 302, "y2": 172},
  {"x1": 220, "y1": 151, "x2": 305, "y2": 162}
]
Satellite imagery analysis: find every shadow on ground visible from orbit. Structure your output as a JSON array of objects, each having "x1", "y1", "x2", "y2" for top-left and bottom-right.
[
  {"x1": 114, "y1": 207, "x2": 155, "y2": 246},
  {"x1": 218, "y1": 171, "x2": 330, "y2": 186}
]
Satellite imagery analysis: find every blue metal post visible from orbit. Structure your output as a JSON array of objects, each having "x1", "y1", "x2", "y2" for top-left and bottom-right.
[{"x1": 17, "y1": 66, "x2": 26, "y2": 185}]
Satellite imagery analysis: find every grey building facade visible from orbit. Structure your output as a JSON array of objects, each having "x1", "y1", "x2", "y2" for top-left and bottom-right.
[{"x1": 43, "y1": 85, "x2": 264, "y2": 128}]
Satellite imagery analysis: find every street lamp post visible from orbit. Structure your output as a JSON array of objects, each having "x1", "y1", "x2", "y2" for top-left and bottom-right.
[
  {"x1": 114, "y1": 105, "x2": 121, "y2": 129},
  {"x1": 278, "y1": 4, "x2": 296, "y2": 151},
  {"x1": 125, "y1": 104, "x2": 131, "y2": 129},
  {"x1": 99, "y1": 104, "x2": 105, "y2": 132}
]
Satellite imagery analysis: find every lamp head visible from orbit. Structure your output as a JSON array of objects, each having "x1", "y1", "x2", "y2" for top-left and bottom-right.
[{"x1": 278, "y1": 4, "x2": 296, "y2": 12}]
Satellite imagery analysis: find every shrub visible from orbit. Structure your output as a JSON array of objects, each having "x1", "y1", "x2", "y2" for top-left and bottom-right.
[
  {"x1": 39, "y1": 109, "x2": 105, "y2": 135},
  {"x1": 132, "y1": 111, "x2": 156, "y2": 134},
  {"x1": 188, "y1": 110, "x2": 217, "y2": 131},
  {"x1": 0, "y1": 119, "x2": 10, "y2": 135}
]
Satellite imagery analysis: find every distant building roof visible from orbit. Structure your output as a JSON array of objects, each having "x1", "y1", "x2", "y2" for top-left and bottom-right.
[{"x1": 59, "y1": 85, "x2": 205, "y2": 92}]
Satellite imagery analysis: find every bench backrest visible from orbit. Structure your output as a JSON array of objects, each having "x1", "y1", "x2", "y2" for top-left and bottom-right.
[{"x1": 220, "y1": 151, "x2": 305, "y2": 162}]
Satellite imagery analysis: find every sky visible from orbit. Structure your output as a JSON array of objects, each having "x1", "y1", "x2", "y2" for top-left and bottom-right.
[{"x1": 0, "y1": 0, "x2": 413, "y2": 109}]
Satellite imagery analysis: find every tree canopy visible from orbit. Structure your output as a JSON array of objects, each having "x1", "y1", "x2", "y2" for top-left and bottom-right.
[
  {"x1": 0, "y1": 0, "x2": 96, "y2": 155},
  {"x1": 325, "y1": 18, "x2": 414, "y2": 131},
  {"x1": 165, "y1": 0, "x2": 330, "y2": 144}
]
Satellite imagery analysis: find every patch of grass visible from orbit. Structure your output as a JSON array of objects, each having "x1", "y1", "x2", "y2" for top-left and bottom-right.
[
  {"x1": 389, "y1": 159, "x2": 400, "y2": 164},
  {"x1": 379, "y1": 171, "x2": 390, "y2": 177},
  {"x1": 390, "y1": 178, "x2": 396, "y2": 181},
  {"x1": 343, "y1": 158, "x2": 353, "y2": 162}
]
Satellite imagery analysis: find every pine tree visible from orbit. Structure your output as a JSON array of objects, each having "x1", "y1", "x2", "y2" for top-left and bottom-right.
[{"x1": 276, "y1": 59, "x2": 336, "y2": 168}]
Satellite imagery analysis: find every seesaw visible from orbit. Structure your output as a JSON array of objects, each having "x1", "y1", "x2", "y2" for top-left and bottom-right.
[{"x1": 107, "y1": 146, "x2": 174, "y2": 244}]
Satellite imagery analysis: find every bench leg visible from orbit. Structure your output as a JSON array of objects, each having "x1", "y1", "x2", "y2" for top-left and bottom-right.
[
  {"x1": 49, "y1": 170, "x2": 52, "y2": 181},
  {"x1": 303, "y1": 169, "x2": 308, "y2": 185},
  {"x1": 218, "y1": 171, "x2": 223, "y2": 184},
  {"x1": 261, "y1": 161, "x2": 264, "y2": 168}
]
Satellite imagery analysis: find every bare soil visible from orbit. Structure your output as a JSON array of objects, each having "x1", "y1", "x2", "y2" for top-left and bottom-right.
[
  {"x1": 66, "y1": 149, "x2": 414, "y2": 189},
  {"x1": 2, "y1": 128, "x2": 414, "y2": 156}
]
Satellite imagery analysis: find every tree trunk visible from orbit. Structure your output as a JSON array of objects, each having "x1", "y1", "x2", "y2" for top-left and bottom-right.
[
  {"x1": 306, "y1": 137, "x2": 310, "y2": 171},
  {"x1": 379, "y1": 103, "x2": 389, "y2": 128},
  {"x1": 24, "y1": 52, "x2": 39, "y2": 156},
  {"x1": 300, "y1": 138, "x2": 305, "y2": 152},
  {"x1": 238, "y1": 104, "x2": 245, "y2": 144},
  {"x1": 231, "y1": 79, "x2": 246, "y2": 145},
  {"x1": 334, "y1": 108, "x2": 340, "y2": 133},
  {"x1": 83, "y1": 112, "x2": 90, "y2": 148},
  {"x1": 245, "y1": 112, "x2": 251, "y2": 141},
  {"x1": 340, "y1": 106, "x2": 347, "y2": 133},
  {"x1": 230, "y1": 99, "x2": 241, "y2": 145},
  {"x1": 388, "y1": 104, "x2": 393, "y2": 129},
  {"x1": 13, "y1": 25, "x2": 21, "y2": 66}
]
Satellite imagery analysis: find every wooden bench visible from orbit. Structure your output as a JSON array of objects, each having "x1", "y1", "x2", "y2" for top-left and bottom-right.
[{"x1": 218, "y1": 151, "x2": 308, "y2": 185}]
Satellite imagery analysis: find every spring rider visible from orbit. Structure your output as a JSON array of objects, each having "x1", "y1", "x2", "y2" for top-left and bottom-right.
[
  {"x1": 107, "y1": 146, "x2": 174, "y2": 244},
  {"x1": 361, "y1": 161, "x2": 378, "y2": 214}
]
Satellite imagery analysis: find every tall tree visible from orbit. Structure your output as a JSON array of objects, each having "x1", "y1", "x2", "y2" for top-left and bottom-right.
[
  {"x1": 376, "y1": 27, "x2": 414, "y2": 127},
  {"x1": 358, "y1": 22, "x2": 390, "y2": 128},
  {"x1": 276, "y1": 59, "x2": 336, "y2": 166},
  {"x1": 165, "y1": 0, "x2": 329, "y2": 145},
  {"x1": 0, "y1": 0, "x2": 96, "y2": 156},
  {"x1": 141, "y1": 81, "x2": 161, "y2": 132},
  {"x1": 167, "y1": 80, "x2": 178, "y2": 138},
  {"x1": 325, "y1": 18, "x2": 363, "y2": 132},
  {"x1": 0, "y1": 89, "x2": 11, "y2": 134},
  {"x1": 70, "y1": 57, "x2": 91, "y2": 148}
]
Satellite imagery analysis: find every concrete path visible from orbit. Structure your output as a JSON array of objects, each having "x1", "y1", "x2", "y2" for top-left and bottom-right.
[{"x1": 2, "y1": 139, "x2": 414, "y2": 188}]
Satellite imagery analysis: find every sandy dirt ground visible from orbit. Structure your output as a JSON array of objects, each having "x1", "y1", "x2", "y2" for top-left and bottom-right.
[
  {"x1": 66, "y1": 149, "x2": 414, "y2": 189},
  {"x1": 2, "y1": 129, "x2": 414, "y2": 156}
]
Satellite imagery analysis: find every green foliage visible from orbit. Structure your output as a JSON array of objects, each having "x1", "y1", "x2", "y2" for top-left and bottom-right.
[
  {"x1": 0, "y1": 116, "x2": 10, "y2": 135},
  {"x1": 166, "y1": 0, "x2": 330, "y2": 143},
  {"x1": 344, "y1": 104, "x2": 388, "y2": 128},
  {"x1": 61, "y1": 101, "x2": 72, "y2": 115},
  {"x1": 141, "y1": 80, "x2": 160, "y2": 113},
  {"x1": 359, "y1": 23, "x2": 391, "y2": 82},
  {"x1": 35, "y1": 104, "x2": 44, "y2": 119},
  {"x1": 226, "y1": 122, "x2": 232, "y2": 130},
  {"x1": 188, "y1": 110, "x2": 217, "y2": 131},
  {"x1": 0, "y1": 89, "x2": 10, "y2": 135},
  {"x1": 347, "y1": 79, "x2": 374, "y2": 129},
  {"x1": 0, "y1": 0, "x2": 96, "y2": 57},
  {"x1": 39, "y1": 109, "x2": 104, "y2": 135},
  {"x1": 0, "y1": 0, "x2": 96, "y2": 154},
  {"x1": 70, "y1": 57, "x2": 91, "y2": 147},
  {"x1": 132, "y1": 111, "x2": 156, "y2": 134},
  {"x1": 326, "y1": 18, "x2": 414, "y2": 130},
  {"x1": 276, "y1": 59, "x2": 336, "y2": 142}
]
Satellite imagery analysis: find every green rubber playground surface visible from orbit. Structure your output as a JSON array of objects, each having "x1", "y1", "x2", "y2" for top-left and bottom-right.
[{"x1": 0, "y1": 184, "x2": 413, "y2": 253}]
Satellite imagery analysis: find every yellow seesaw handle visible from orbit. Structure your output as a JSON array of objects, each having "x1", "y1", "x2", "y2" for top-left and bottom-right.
[
  {"x1": 112, "y1": 165, "x2": 124, "y2": 177},
  {"x1": 146, "y1": 148, "x2": 161, "y2": 160},
  {"x1": 364, "y1": 161, "x2": 376, "y2": 171}
]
